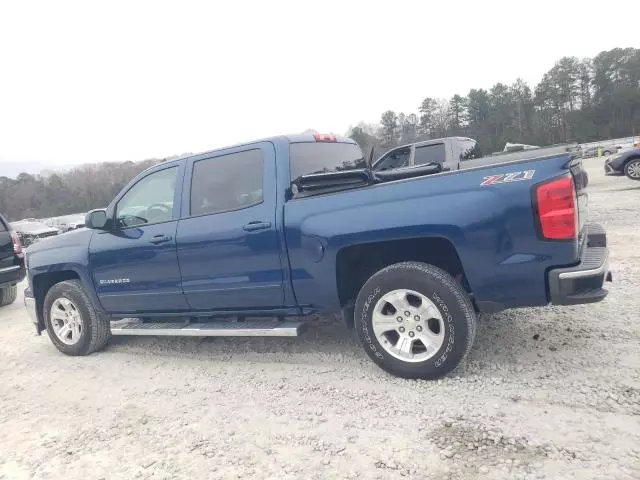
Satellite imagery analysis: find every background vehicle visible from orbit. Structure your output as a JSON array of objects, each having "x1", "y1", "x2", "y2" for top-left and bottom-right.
[
  {"x1": 579, "y1": 136, "x2": 638, "y2": 157},
  {"x1": 580, "y1": 145, "x2": 617, "y2": 158},
  {"x1": 371, "y1": 137, "x2": 578, "y2": 172},
  {"x1": 23, "y1": 134, "x2": 611, "y2": 379},
  {"x1": 604, "y1": 148, "x2": 640, "y2": 180},
  {"x1": 0, "y1": 213, "x2": 25, "y2": 307},
  {"x1": 44, "y1": 214, "x2": 86, "y2": 232},
  {"x1": 370, "y1": 137, "x2": 588, "y2": 187},
  {"x1": 10, "y1": 220, "x2": 60, "y2": 247}
]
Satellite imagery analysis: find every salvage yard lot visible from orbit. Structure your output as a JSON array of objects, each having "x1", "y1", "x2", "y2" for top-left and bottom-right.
[{"x1": 1, "y1": 159, "x2": 639, "y2": 480}]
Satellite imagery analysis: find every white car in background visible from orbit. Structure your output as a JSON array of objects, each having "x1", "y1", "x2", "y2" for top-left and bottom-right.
[{"x1": 10, "y1": 220, "x2": 61, "y2": 247}]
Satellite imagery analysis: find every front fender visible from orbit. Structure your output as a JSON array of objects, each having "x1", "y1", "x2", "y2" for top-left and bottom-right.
[{"x1": 26, "y1": 232, "x2": 104, "y2": 325}]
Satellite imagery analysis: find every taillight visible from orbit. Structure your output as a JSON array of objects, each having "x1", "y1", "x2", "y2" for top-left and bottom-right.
[
  {"x1": 535, "y1": 176, "x2": 577, "y2": 240},
  {"x1": 10, "y1": 230, "x2": 23, "y2": 254},
  {"x1": 313, "y1": 133, "x2": 337, "y2": 142}
]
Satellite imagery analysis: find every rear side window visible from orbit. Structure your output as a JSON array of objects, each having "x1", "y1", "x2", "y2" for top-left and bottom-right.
[
  {"x1": 190, "y1": 149, "x2": 264, "y2": 216},
  {"x1": 414, "y1": 143, "x2": 446, "y2": 166},
  {"x1": 289, "y1": 142, "x2": 365, "y2": 181}
]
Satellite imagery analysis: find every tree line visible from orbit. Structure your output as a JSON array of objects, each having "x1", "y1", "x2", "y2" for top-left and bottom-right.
[
  {"x1": 0, "y1": 158, "x2": 176, "y2": 221},
  {"x1": 2, "y1": 47, "x2": 638, "y2": 221},
  {"x1": 348, "y1": 48, "x2": 640, "y2": 157}
]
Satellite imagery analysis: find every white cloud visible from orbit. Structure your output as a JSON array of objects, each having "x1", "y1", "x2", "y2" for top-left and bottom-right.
[{"x1": 0, "y1": 0, "x2": 636, "y2": 169}]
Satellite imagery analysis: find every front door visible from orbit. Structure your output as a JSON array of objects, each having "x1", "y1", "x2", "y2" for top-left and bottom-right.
[
  {"x1": 89, "y1": 164, "x2": 189, "y2": 314},
  {"x1": 176, "y1": 143, "x2": 285, "y2": 310}
]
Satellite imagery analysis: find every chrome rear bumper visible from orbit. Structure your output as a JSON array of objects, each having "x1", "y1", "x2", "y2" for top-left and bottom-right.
[{"x1": 547, "y1": 224, "x2": 612, "y2": 306}]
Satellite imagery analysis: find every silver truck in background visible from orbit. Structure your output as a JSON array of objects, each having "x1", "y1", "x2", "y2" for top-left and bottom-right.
[{"x1": 371, "y1": 137, "x2": 579, "y2": 173}]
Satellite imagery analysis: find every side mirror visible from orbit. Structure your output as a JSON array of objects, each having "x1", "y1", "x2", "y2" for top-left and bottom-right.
[{"x1": 85, "y1": 209, "x2": 109, "y2": 230}]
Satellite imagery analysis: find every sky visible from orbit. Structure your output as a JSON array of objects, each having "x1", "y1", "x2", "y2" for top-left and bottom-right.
[{"x1": 0, "y1": 0, "x2": 637, "y2": 174}]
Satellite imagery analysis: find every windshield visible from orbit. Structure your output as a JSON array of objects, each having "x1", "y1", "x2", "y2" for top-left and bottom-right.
[{"x1": 289, "y1": 142, "x2": 365, "y2": 181}]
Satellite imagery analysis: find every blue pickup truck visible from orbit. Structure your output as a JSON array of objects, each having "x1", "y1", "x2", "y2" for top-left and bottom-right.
[{"x1": 23, "y1": 133, "x2": 612, "y2": 379}]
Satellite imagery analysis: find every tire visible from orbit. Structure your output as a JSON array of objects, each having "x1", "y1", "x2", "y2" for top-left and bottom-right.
[
  {"x1": 354, "y1": 261, "x2": 476, "y2": 380},
  {"x1": 43, "y1": 280, "x2": 111, "y2": 355},
  {"x1": 0, "y1": 285, "x2": 18, "y2": 307},
  {"x1": 603, "y1": 150, "x2": 611, "y2": 156},
  {"x1": 624, "y1": 159, "x2": 640, "y2": 180}
]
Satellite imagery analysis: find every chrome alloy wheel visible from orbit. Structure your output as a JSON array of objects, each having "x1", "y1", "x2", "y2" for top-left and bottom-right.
[
  {"x1": 371, "y1": 289, "x2": 445, "y2": 362},
  {"x1": 50, "y1": 298, "x2": 83, "y2": 345},
  {"x1": 627, "y1": 161, "x2": 640, "y2": 179}
]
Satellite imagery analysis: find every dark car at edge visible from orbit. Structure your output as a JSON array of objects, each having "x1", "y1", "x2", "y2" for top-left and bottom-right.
[
  {"x1": 604, "y1": 147, "x2": 640, "y2": 180},
  {"x1": 0, "y1": 213, "x2": 26, "y2": 307}
]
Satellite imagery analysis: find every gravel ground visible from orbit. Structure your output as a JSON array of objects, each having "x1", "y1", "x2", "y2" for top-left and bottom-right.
[{"x1": 1, "y1": 159, "x2": 639, "y2": 480}]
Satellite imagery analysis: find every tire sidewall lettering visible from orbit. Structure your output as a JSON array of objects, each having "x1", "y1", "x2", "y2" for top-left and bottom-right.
[
  {"x1": 354, "y1": 263, "x2": 475, "y2": 379},
  {"x1": 360, "y1": 287, "x2": 384, "y2": 359},
  {"x1": 359, "y1": 285, "x2": 457, "y2": 367},
  {"x1": 432, "y1": 291, "x2": 455, "y2": 368}
]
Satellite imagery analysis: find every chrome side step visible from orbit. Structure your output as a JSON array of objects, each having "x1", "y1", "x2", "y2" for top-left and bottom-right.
[{"x1": 110, "y1": 319, "x2": 306, "y2": 337}]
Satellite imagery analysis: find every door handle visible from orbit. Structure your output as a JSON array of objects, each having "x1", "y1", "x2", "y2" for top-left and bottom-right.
[
  {"x1": 242, "y1": 221, "x2": 271, "y2": 232},
  {"x1": 149, "y1": 234, "x2": 172, "y2": 244}
]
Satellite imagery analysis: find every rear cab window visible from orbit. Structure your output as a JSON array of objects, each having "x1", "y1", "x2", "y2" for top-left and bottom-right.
[{"x1": 289, "y1": 141, "x2": 365, "y2": 181}]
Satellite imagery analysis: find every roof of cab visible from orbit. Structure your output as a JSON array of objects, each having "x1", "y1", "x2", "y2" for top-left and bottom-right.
[{"x1": 158, "y1": 133, "x2": 356, "y2": 167}]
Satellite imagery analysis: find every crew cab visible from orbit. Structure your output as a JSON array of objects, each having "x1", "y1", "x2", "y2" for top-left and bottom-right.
[{"x1": 23, "y1": 133, "x2": 612, "y2": 379}]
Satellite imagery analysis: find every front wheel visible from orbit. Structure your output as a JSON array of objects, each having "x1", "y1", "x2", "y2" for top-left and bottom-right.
[
  {"x1": 624, "y1": 159, "x2": 640, "y2": 180},
  {"x1": 354, "y1": 262, "x2": 476, "y2": 379},
  {"x1": 43, "y1": 280, "x2": 111, "y2": 355}
]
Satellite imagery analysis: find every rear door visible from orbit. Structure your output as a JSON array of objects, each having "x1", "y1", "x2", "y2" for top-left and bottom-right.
[
  {"x1": 0, "y1": 215, "x2": 15, "y2": 272},
  {"x1": 176, "y1": 142, "x2": 284, "y2": 310}
]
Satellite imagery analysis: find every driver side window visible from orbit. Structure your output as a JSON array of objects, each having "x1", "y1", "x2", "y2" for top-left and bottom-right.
[{"x1": 115, "y1": 166, "x2": 178, "y2": 228}]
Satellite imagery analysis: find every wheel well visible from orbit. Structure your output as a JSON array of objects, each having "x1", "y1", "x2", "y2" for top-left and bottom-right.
[
  {"x1": 624, "y1": 155, "x2": 640, "y2": 165},
  {"x1": 336, "y1": 237, "x2": 470, "y2": 315},
  {"x1": 33, "y1": 271, "x2": 80, "y2": 328}
]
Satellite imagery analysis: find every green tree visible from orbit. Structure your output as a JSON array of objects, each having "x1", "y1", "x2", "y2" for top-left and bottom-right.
[
  {"x1": 380, "y1": 110, "x2": 398, "y2": 143},
  {"x1": 418, "y1": 97, "x2": 437, "y2": 136},
  {"x1": 448, "y1": 94, "x2": 468, "y2": 134}
]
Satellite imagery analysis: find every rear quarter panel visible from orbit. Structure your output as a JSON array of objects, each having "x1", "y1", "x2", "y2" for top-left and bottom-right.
[{"x1": 284, "y1": 154, "x2": 579, "y2": 312}]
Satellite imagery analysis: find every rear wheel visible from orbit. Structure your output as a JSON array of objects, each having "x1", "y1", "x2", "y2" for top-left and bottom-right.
[
  {"x1": 43, "y1": 280, "x2": 111, "y2": 355},
  {"x1": 603, "y1": 150, "x2": 611, "y2": 156},
  {"x1": 0, "y1": 285, "x2": 18, "y2": 307},
  {"x1": 624, "y1": 159, "x2": 640, "y2": 180},
  {"x1": 354, "y1": 261, "x2": 476, "y2": 379}
]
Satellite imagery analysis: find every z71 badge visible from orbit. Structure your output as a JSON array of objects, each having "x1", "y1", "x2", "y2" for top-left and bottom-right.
[{"x1": 480, "y1": 169, "x2": 535, "y2": 186}]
